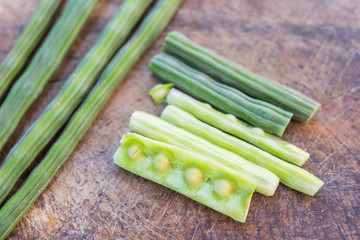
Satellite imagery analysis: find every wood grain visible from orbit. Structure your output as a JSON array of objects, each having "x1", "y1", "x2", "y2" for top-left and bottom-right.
[{"x1": 0, "y1": 0, "x2": 359, "y2": 239}]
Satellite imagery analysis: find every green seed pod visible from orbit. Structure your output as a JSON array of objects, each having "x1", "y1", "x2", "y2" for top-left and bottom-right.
[
  {"x1": 0, "y1": 0, "x2": 98, "y2": 151},
  {"x1": 149, "y1": 53, "x2": 293, "y2": 136},
  {"x1": 164, "y1": 87, "x2": 309, "y2": 166},
  {"x1": 163, "y1": 31, "x2": 321, "y2": 122},
  {"x1": 114, "y1": 134, "x2": 255, "y2": 222},
  {"x1": 0, "y1": 0, "x2": 61, "y2": 100},
  {"x1": 0, "y1": 1, "x2": 182, "y2": 238},
  {"x1": 0, "y1": 0, "x2": 152, "y2": 205}
]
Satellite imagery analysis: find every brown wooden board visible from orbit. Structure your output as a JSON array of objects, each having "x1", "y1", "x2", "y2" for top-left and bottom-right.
[{"x1": 0, "y1": 0, "x2": 359, "y2": 239}]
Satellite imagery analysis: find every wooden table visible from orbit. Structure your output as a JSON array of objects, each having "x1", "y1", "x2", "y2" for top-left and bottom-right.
[{"x1": 0, "y1": 0, "x2": 359, "y2": 239}]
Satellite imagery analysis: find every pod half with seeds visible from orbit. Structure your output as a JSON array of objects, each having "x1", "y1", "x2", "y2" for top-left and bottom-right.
[{"x1": 114, "y1": 134, "x2": 255, "y2": 222}]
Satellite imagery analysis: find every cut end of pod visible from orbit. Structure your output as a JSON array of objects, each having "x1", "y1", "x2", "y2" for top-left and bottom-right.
[
  {"x1": 149, "y1": 83, "x2": 174, "y2": 103},
  {"x1": 300, "y1": 102, "x2": 322, "y2": 123}
]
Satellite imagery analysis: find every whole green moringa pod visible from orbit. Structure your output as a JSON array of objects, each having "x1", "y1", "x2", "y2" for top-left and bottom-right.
[
  {"x1": 0, "y1": 0, "x2": 98, "y2": 151},
  {"x1": 114, "y1": 134, "x2": 255, "y2": 222},
  {"x1": 0, "y1": 1, "x2": 182, "y2": 238},
  {"x1": 149, "y1": 53, "x2": 293, "y2": 136},
  {"x1": 0, "y1": 0, "x2": 61, "y2": 100},
  {"x1": 163, "y1": 31, "x2": 321, "y2": 122},
  {"x1": 0, "y1": 0, "x2": 152, "y2": 205}
]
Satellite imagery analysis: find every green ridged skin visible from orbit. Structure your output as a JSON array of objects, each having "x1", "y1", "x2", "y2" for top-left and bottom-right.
[
  {"x1": 149, "y1": 53, "x2": 292, "y2": 136},
  {"x1": 0, "y1": 0, "x2": 61, "y2": 100},
  {"x1": 114, "y1": 134, "x2": 255, "y2": 222},
  {"x1": 165, "y1": 88, "x2": 309, "y2": 166},
  {"x1": 0, "y1": 0, "x2": 152, "y2": 205},
  {"x1": 0, "y1": 1, "x2": 182, "y2": 238},
  {"x1": 161, "y1": 105, "x2": 324, "y2": 196},
  {"x1": 163, "y1": 31, "x2": 321, "y2": 122},
  {"x1": 0, "y1": 0, "x2": 98, "y2": 151},
  {"x1": 130, "y1": 111, "x2": 280, "y2": 196}
]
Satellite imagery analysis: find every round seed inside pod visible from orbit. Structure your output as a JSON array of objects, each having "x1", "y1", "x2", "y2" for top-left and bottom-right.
[
  {"x1": 185, "y1": 168, "x2": 203, "y2": 186},
  {"x1": 153, "y1": 153, "x2": 171, "y2": 172},
  {"x1": 213, "y1": 179, "x2": 233, "y2": 197},
  {"x1": 127, "y1": 144, "x2": 144, "y2": 161}
]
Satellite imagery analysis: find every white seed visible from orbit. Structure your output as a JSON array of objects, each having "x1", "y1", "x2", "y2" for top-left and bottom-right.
[
  {"x1": 127, "y1": 144, "x2": 144, "y2": 161},
  {"x1": 153, "y1": 154, "x2": 171, "y2": 172},
  {"x1": 213, "y1": 179, "x2": 233, "y2": 197},
  {"x1": 185, "y1": 168, "x2": 203, "y2": 186}
]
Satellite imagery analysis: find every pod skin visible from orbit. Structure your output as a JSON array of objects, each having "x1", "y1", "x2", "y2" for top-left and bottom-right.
[{"x1": 114, "y1": 133, "x2": 255, "y2": 222}]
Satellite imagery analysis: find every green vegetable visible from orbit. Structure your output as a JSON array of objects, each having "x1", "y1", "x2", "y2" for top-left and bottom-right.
[
  {"x1": 149, "y1": 83, "x2": 174, "y2": 103},
  {"x1": 0, "y1": 0, "x2": 98, "y2": 151},
  {"x1": 0, "y1": 0, "x2": 61, "y2": 100},
  {"x1": 0, "y1": 0, "x2": 152, "y2": 205},
  {"x1": 0, "y1": 1, "x2": 182, "y2": 238},
  {"x1": 130, "y1": 111, "x2": 280, "y2": 196},
  {"x1": 114, "y1": 133, "x2": 255, "y2": 222},
  {"x1": 163, "y1": 31, "x2": 321, "y2": 122},
  {"x1": 163, "y1": 88, "x2": 309, "y2": 166},
  {"x1": 162, "y1": 105, "x2": 324, "y2": 196},
  {"x1": 149, "y1": 53, "x2": 292, "y2": 136}
]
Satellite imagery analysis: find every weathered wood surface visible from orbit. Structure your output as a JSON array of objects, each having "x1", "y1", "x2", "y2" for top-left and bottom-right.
[{"x1": 0, "y1": 0, "x2": 359, "y2": 239}]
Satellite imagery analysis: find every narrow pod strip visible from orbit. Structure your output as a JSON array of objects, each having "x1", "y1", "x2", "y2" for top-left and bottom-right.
[
  {"x1": 151, "y1": 86, "x2": 309, "y2": 166},
  {"x1": 161, "y1": 105, "x2": 324, "y2": 196}
]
